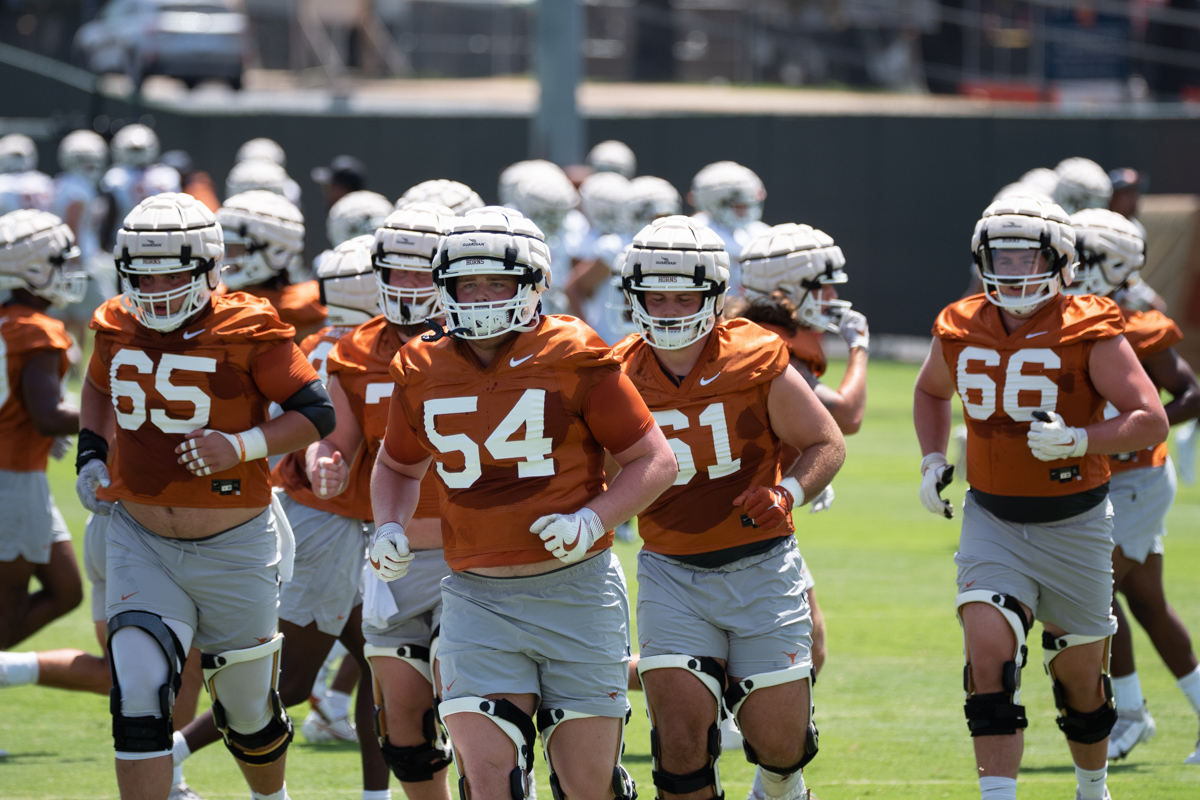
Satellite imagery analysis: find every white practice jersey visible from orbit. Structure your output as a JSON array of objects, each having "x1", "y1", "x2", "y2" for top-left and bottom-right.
[
  {"x1": 0, "y1": 170, "x2": 54, "y2": 215},
  {"x1": 581, "y1": 232, "x2": 633, "y2": 345},
  {"x1": 562, "y1": 208, "x2": 592, "y2": 261},
  {"x1": 101, "y1": 163, "x2": 181, "y2": 225},
  {"x1": 53, "y1": 173, "x2": 104, "y2": 262}
]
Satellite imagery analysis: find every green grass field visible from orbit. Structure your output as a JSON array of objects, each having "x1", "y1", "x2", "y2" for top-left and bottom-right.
[{"x1": 3, "y1": 358, "x2": 1200, "y2": 799}]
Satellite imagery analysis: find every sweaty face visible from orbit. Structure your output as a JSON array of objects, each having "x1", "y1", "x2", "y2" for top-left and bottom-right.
[{"x1": 455, "y1": 273, "x2": 519, "y2": 304}]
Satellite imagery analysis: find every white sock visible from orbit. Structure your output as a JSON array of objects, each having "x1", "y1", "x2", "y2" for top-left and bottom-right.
[
  {"x1": 0, "y1": 651, "x2": 39, "y2": 687},
  {"x1": 324, "y1": 689, "x2": 352, "y2": 720},
  {"x1": 251, "y1": 784, "x2": 288, "y2": 800},
  {"x1": 172, "y1": 762, "x2": 185, "y2": 787},
  {"x1": 1177, "y1": 666, "x2": 1200, "y2": 714},
  {"x1": 757, "y1": 767, "x2": 806, "y2": 800},
  {"x1": 1075, "y1": 765, "x2": 1107, "y2": 800},
  {"x1": 978, "y1": 776, "x2": 1017, "y2": 800},
  {"x1": 362, "y1": 791, "x2": 391, "y2": 800},
  {"x1": 1112, "y1": 672, "x2": 1145, "y2": 712},
  {"x1": 172, "y1": 731, "x2": 191, "y2": 765}
]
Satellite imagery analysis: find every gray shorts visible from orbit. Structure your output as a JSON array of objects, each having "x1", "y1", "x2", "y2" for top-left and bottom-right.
[
  {"x1": 439, "y1": 551, "x2": 631, "y2": 719},
  {"x1": 105, "y1": 503, "x2": 280, "y2": 651},
  {"x1": 1110, "y1": 459, "x2": 1175, "y2": 565},
  {"x1": 955, "y1": 493, "x2": 1118, "y2": 638},
  {"x1": 362, "y1": 548, "x2": 450, "y2": 650},
  {"x1": 277, "y1": 494, "x2": 367, "y2": 636},
  {"x1": 84, "y1": 513, "x2": 111, "y2": 623},
  {"x1": 637, "y1": 538, "x2": 813, "y2": 679},
  {"x1": 0, "y1": 469, "x2": 71, "y2": 565}
]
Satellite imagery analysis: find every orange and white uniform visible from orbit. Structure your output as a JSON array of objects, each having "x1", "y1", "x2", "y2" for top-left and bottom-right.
[
  {"x1": 0, "y1": 303, "x2": 74, "y2": 564},
  {"x1": 243, "y1": 280, "x2": 327, "y2": 340},
  {"x1": 758, "y1": 322, "x2": 827, "y2": 378}
]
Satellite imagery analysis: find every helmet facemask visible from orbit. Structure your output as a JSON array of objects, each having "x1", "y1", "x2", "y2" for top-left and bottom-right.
[
  {"x1": 375, "y1": 253, "x2": 440, "y2": 327},
  {"x1": 976, "y1": 233, "x2": 1065, "y2": 317},
  {"x1": 118, "y1": 258, "x2": 218, "y2": 332},
  {"x1": 625, "y1": 271, "x2": 724, "y2": 351},
  {"x1": 712, "y1": 187, "x2": 764, "y2": 231},
  {"x1": 795, "y1": 268, "x2": 851, "y2": 334},
  {"x1": 36, "y1": 244, "x2": 88, "y2": 307},
  {"x1": 434, "y1": 250, "x2": 544, "y2": 340},
  {"x1": 221, "y1": 228, "x2": 295, "y2": 290}
]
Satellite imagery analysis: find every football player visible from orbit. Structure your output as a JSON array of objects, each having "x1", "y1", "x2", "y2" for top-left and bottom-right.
[
  {"x1": 75, "y1": 192, "x2": 334, "y2": 800},
  {"x1": 171, "y1": 233, "x2": 390, "y2": 798},
  {"x1": 688, "y1": 161, "x2": 770, "y2": 291},
  {"x1": 612, "y1": 215, "x2": 843, "y2": 800},
  {"x1": 233, "y1": 138, "x2": 301, "y2": 205},
  {"x1": 1054, "y1": 158, "x2": 1113, "y2": 216},
  {"x1": 586, "y1": 140, "x2": 637, "y2": 180},
  {"x1": 1060, "y1": 210, "x2": 1200, "y2": 763},
  {"x1": 0, "y1": 133, "x2": 54, "y2": 214},
  {"x1": 914, "y1": 196, "x2": 1169, "y2": 800},
  {"x1": 0, "y1": 209, "x2": 87, "y2": 650},
  {"x1": 309, "y1": 203, "x2": 459, "y2": 798},
  {"x1": 395, "y1": 179, "x2": 484, "y2": 216},
  {"x1": 99, "y1": 125, "x2": 181, "y2": 249},
  {"x1": 563, "y1": 172, "x2": 631, "y2": 341},
  {"x1": 370, "y1": 205, "x2": 677, "y2": 799},
  {"x1": 217, "y1": 190, "x2": 326, "y2": 340}
]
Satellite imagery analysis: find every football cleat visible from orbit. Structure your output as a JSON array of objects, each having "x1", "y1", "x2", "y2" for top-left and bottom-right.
[
  {"x1": 1184, "y1": 719, "x2": 1200, "y2": 764},
  {"x1": 720, "y1": 715, "x2": 743, "y2": 752},
  {"x1": 301, "y1": 698, "x2": 357, "y2": 744},
  {"x1": 167, "y1": 782, "x2": 206, "y2": 800},
  {"x1": 1107, "y1": 702, "x2": 1155, "y2": 760},
  {"x1": 1074, "y1": 789, "x2": 1111, "y2": 800}
]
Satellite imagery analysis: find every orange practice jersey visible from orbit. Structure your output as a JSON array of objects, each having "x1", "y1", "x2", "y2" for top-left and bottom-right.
[
  {"x1": 0, "y1": 304, "x2": 72, "y2": 472},
  {"x1": 245, "y1": 280, "x2": 327, "y2": 336},
  {"x1": 758, "y1": 321, "x2": 827, "y2": 378},
  {"x1": 1109, "y1": 308, "x2": 1181, "y2": 474},
  {"x1": 612, "y1": 319, "x2": 791, "y2": 555},
  {"x1": 88, "y1": 294, "x2": 319, "y2": 508},
  {"x1": 935, "y1": 294, "x2": 1123, "y2": 497},
  {"x1": 383, "y1": 315, "x2": 656, "y2": 571},
  {"x1": 272, "y1": 324, "x2": 373, "y2": 518}
]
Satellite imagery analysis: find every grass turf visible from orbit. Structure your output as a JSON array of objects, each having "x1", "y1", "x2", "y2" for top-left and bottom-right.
[{"x1": 2, "y1": 358, "x2": 1200, "y2": 799}]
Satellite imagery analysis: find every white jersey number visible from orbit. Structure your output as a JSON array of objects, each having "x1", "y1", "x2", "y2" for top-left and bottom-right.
[
  {"x1": 423, "y1": 389, "x2": 555, "y2": 488},
  {"x1": 307, "y1": 340, "x2": 337, "y2": 385},
  {"x1": 652, "y1": 402, "x2": 741, "y2": 487},
  {"x1": 110, "y1": 349, "x2": 218, "y2": 432},
  {"x1": 956, "y1": 346, "x2": 1060, "y2": 422}
]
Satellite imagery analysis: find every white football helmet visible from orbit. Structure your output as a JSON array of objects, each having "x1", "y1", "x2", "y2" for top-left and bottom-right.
[
  {"x1": 216, "y1": 191, "x2": 305, "y2": 290},
  {"x1": 58, "y1": 130, "x2": 108, "y2": 183},
  {"x1": 1019, "y1": 167, "x2": 1060, "y2": 198},
  {"x1": 114, "y1": 193, "x2": 223, "y2": 331},
  {"x1": 507, "y1": 167, "x2": 578, "y2": 239},
  {"x1": 972, "y1": 196, "x2": 1076, "y2": 317},
  {"x1": 373, "y1": 202, "x2": 455, "y2": 327},
  {"x1": 326, "y1": 191, "x2": 393, "y2": 248},
  {"x1": 316, "y1": 234, "x2": 380, "y2": 326},
  {"x1": 586, "y1": 140, "x2": 637, "y2": 179},
  {"x1": 225, "y1": 158, "x2": 290, "y2": 199},
  {"x1": 498, "y1": 160, "x2": 562, "y2": 208},
  {"x1": 111, "y1": 124, "x2": 160, "y2": 168},
  {"x1": 1065, "y1": 208, "x2": 1145, "y2": 298},
  {"x1": 236, "y1": 138, "x2": 287, "y2": 167},
  {"x1": 622, "y1": 215, "x2": 728, "y2": 350},
  {"x1": 579, "y1": 172, "x2": 631, "y2": 237},
  {"x1": 626, "y1": 176, "x2": 682, "y2": 234},
  {"x1": 0, "y1": 209, "x2": 86, "y2": 307},
  {"x1": 739, "y1": 223, "x2": 850, "y2": 333},
  {"x1": 1053, "y1": 157, "x2": 1112, "y2": 214},
  {"x1": 0, "y1": 134, "x2": 38, "y2": 174},
  {"x1": 690, "y1": 161, "x2": 766, "y2": 231},
  {"x1": 397, "y1": 179, "x2": 484, "y2": 215},
  {"x1": 992, "y1": 180, "x2": 1053, "y2": 205},
  {"x1": 433, "y1": 206, "x2": 551, "y2": 339}
]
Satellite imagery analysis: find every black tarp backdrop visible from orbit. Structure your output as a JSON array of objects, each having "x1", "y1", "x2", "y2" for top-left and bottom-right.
[{"x1": 7, "y1": 51, "x2": 1200, "y2": 337}]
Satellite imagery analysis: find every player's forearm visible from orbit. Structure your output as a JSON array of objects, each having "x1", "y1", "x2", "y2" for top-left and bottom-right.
[
  {"x1": 588, "y1": 445, "x2": 677, "y2": 532},
  {"x1": 832, "y1": 349, "x2": 868, "y2": 434},
  {"x1": 80, "y1": 380, "x2": 115, "y2": 442},
  {"x1": 913, "y1": 388, "x2": 952, "y2": 457},
  {"x1": 30, "y1": 403, "x2": 80, "y2": 437},
  {"x1": 370, "y1": 455, "x2": 424, "y2": 527},
  {"x1": 1084, "y1": 406, "x2": 1169, "y2": 455},
  {"x1": 260, "y1": 410, "x2": 322, "y2": 456},
  {"x1": 783, "y1": 437, "x2": 844, "y2": 506}
]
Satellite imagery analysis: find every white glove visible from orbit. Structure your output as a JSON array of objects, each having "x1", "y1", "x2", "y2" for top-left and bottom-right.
[
  {"x1": 76, "y1": 459, "x2": 113, "y2": 516},
  {"x1": 531, "y1": 508, "x2": 605, "y2": 565},
  {"x1": 919, "y1": 453, "x2": 954, "y2": 519},
  {"x1": 50, "y1": 436, "x2": 72, "y2": 460},
  {"x1": 1175, "y1": 419, "x2": 1198, "y2": 485},
  {"x1": 369, "y1": 522, "x2": 414, "y2": 581},
  {"x1": 808, "y1": 484, "x2": 835, "y2": 514},
  {"x1": 1027, "y1": 410, "x2": 1088, "y2": 462},
  {"x1": 838, "y1": 310, "x2": 870, "y2": 352}
]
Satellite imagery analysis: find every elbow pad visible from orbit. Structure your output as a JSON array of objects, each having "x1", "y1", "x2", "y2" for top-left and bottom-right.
[{"x1": 281, "y1": 380, "x2": 336, "y2": 439}]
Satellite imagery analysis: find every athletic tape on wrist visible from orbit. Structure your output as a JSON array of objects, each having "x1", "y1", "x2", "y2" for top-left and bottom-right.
[
  {"x1": 214, "y1": 428, "x2": 268, "y2": 463},
  {"x1": 779, "y1": 476, "x2": 804, "y2": 508}
]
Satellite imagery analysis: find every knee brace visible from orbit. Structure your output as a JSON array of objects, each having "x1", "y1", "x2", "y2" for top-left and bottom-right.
[
  {"x1": 440, "y1": 696, "x2": 536, "y2": 799},
  {"x1": 537, "y1": 706, "x2": 636, "y2": 800},
  {"x1": 107, "y1": 611, "x2": 186, "y2": 755},
  {"x1": 201, "y1": 634, "x2": 293, "y2": 765},
  {"x1": 724, "y1": 665, "x2": 817, "y2": 774},
  {"x1": 957, "y1": 590, "x2": 1031, "y2": 737},
  {"x1": 378, "y1": 708, "x2": 453, "y2": 783},
  {"x1": 637, "y1": 654, "x2": 727, "y2": 799},
  {"x1": 1043, "y1": 631, "x2": 1117, "y2": 744}
]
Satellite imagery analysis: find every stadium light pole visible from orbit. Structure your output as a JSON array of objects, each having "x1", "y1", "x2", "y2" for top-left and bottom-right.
[{"x1": 530, "y1": 0, "x2": 584, "y2": 166}]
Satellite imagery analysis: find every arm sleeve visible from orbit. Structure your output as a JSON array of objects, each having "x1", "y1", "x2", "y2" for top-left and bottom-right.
[
  {"x1": 583, "y1": 369, "x2": 658, "y2": 455},
  {"x1": 251, "y1": 341, "x2": 321, "y2": 404},
  {"x1": 383, "y1": 385, "x2": 432, "y2": 466}
]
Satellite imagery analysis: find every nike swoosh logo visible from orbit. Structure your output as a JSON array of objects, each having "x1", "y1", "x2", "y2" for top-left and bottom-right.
[
  {"x1": 121, "y1": 591, "x2": 138, "y2": 601},
  {"x1": 509, "y1": 354, "x2": 533, "y2": 367},
  {"x1": 964, "y1": 580, "x2": 976, "y2": 589},
  {"x1": 1025, "y1": 331, "x2": 1047, "y2": 339},
  {"x1": 369, "y1": 556, "x2": 381, "y2": 571},
  {"x1": 445, "y1": 679, "x2": 457, "y2": 691},
  {"x1": 699, "y1": 372, "x2": 721, "y2": 386},
  {"x1": 183, "y1": 329, "x2": 204, "y2": 339}
]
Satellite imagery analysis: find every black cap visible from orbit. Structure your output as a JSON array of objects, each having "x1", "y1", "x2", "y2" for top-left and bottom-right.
[
  {"x1": 311, "y1": 155, "x2": 366, "y2": 191},
  {"x1": 1109, "y1": 168, "x2": 1147, "y2": 192}
]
